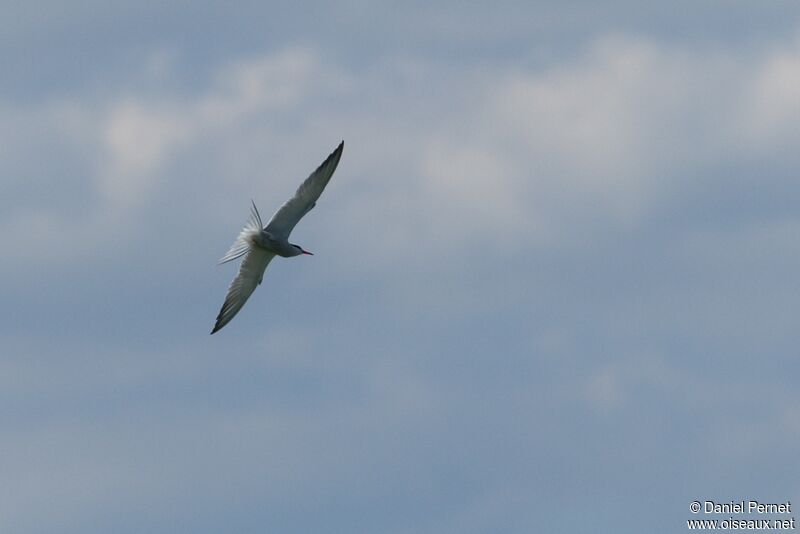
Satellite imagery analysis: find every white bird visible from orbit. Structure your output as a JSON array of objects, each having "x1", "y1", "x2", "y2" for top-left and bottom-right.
[{"x1": 211, "y1": 141, "x2": 344, "y2": 334}]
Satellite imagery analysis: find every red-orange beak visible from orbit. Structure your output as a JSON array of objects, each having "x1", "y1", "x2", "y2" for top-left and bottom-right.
[{"x1": 302, "y1": 250, "x2": 313, "y2": 255}]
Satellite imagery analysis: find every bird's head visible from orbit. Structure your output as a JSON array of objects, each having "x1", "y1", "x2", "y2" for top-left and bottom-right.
[{"x1": 291, "y1": 244, "x2": 314, "y2": 257}]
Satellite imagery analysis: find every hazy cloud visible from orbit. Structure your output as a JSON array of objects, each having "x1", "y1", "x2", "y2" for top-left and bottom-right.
[{"x1": 4, "y1": 6, "x2": 800, "y2": 533}]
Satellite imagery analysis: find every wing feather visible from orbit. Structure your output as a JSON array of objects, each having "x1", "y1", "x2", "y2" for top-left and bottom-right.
[
  {"x1": 265, "y1": 141, "x2": 343, "y2": 239},
  {"x1": 211, "y1": 248, "x2": 275, "y2": 334}
]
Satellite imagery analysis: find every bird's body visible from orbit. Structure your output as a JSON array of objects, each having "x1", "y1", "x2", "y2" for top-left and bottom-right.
[
  {"x1": 211, "y1": 141, "x2": 344, "y2": 334},
  {"x1": 252, "y1": 228, "x2": 307, "y2": 258}
]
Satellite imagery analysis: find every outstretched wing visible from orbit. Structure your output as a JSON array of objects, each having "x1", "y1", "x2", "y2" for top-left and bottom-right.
[
  {"x1": 211, "y1": 248, "x2": 275, "y2": 334},
  {"x1": 265, "y1": 141, "x2": 343, "y2": 239}
]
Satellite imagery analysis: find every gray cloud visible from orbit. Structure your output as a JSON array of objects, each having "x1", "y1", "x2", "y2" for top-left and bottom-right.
[{"x1": 3, "y1": 6, "x2": 800, "y2": 533}]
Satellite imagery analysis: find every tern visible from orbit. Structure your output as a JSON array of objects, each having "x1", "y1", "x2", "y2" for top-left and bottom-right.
[{"x1": 211, "y1": 141, "x2": 344, "y2": 334}]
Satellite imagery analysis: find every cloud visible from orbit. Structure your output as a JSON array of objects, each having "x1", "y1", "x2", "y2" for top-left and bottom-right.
[
  {"x1": 5, "y1": 27, "x2": 800, "y2": 533},
  {"x1": 0, "y1": 47, "x2": 341, "y2": 273},
  {"x1": 101, "y1": 100, "x2": 189, "y2": 207},
  {"x1": 6, "y1": 33, "x2": 800, "y2": 270},
  {"x1": 744, "y1": 35, "x2": 800, "y2": 149},
  {"x1": 98, "y1": 47, "x2": 328, "y2": 209}
]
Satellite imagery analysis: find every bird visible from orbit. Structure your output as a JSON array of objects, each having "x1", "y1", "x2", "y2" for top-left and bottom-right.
[{"x1": 211, "y1": 141, "x2": 344, "y2": 334}]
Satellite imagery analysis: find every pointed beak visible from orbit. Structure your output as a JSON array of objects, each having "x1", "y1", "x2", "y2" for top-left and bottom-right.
[{"x1": 302, "y1": 250, "x2": 313, "y2": 255}]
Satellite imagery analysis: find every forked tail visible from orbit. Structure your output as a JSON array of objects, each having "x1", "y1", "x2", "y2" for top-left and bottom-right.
[{"x1": 218, "y1": 200, "x2": 263, "y2": 264}]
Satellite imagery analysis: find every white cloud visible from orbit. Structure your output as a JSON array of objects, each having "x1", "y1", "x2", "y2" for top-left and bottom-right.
[
  {"x1": 5, "y1": 33, "x2": 800, "y2": 289},
  {"x1": 744, "y1": 35, "x2": 800, "y2": 148},
  {"x1": 0, "y1": 47, "x2": 336, "y2": 271},
  {"x1": 5, "y1": 6, "x2": 800, "y2": 533},
  {"x1": 97, "y1": 47, "x2": 327, "y2": 211},
  {"x1": 199, "y1": 47, "x2": 320, "y2": 124},
  {"x1": 101, "y1": 100, "x2": 189, "y2": 207},
  {"x1": 419, "y1": 137, "x2": 531, "y2": 247}
]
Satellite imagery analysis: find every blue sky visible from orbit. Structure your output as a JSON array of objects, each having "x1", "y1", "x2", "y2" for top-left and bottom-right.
[{"x1": 3, "y1": 2, "x2": 800, "y2": 532}]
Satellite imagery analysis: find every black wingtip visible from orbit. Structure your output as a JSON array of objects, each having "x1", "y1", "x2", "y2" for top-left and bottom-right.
[{"x1": 314, "y1": 141, "x2": 344, "y2": 173}]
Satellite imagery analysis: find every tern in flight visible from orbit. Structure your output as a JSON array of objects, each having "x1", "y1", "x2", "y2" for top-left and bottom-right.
[{"x1": 211, "y1": 141, "x2": 344, "y2": 334}]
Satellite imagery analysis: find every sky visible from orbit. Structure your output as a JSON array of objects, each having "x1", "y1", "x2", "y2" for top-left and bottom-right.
[{"x1": 3, "y1": 2, "x2": 800, "y2": 532}]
